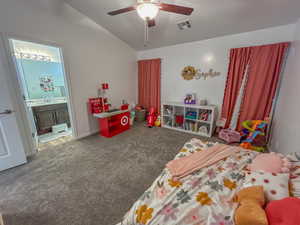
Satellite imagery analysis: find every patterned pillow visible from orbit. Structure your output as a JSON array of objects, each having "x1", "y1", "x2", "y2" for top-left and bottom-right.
[
  {"x1": 287, "y1": 152, "x2": 300, "y2": 197},
  {"x1": 243, "y1": 171, "x2": 290, "y2": 201}
]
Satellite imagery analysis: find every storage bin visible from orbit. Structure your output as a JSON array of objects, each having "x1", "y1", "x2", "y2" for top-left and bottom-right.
[{"x1": 135, "y1": 109, "x2": 146, "y2": 122}]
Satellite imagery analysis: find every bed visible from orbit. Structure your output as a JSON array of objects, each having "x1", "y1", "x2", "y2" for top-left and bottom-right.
[{"x1": 117, "y1": 138, "x2": 259, "y2": 225}]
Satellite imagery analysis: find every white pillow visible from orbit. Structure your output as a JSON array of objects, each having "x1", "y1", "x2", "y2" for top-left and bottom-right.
[
  {"x1": 243, "y1": 171, "x2": 289, "y2": 201},
  {"x1": 287, "y1": 152, "x2": 300, "y2": 197}
]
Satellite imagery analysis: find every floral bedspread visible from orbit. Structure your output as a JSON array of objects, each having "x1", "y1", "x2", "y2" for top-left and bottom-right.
[{"x1": 118, "y1": 138, "x2": 258, "y2": 225}]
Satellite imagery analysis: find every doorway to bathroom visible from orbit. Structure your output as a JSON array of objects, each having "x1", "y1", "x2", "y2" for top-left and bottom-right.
[{"x1": 8, "y1": 39, "x2": 73, "y2": 151}]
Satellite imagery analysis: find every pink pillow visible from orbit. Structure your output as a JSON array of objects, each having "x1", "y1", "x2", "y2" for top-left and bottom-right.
[
  {"x1": 265, "y1": 197, "x2": 300, "y2": 225},
  {"x1": 249, "y1": 152, "x2": 291, "y2": 173}
]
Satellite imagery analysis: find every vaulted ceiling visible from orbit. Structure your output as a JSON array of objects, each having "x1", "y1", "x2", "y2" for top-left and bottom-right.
[{"x1": 65, "y1": 0, "x2": 300, "y2": 50}]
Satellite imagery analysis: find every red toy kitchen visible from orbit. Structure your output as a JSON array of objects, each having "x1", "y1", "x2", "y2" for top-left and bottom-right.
[{"x1": 88, "y1": 83, "x2": 130, "y2": 138}]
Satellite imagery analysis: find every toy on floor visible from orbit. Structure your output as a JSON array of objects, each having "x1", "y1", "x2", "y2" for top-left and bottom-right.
[
  {"x1": 130, "y1": 110, "x2": 136, "y2": 125},
  {"x1": 240, "y1": 120, "x2": 268, "y2": 152},
  {"x1": 218, "y1": 128, "x2": 241, "y2": 143},
  {"x1": 90, "y1": 83, "x2": 130, "y2": 138},
  {"x1": 154, "y1": 115, "x2": 161, "y2": 127},
  {"x1": 147, "y1": 107, "x2": 157, "y2": 128},
  {"x1": 135, "y1": 106, "x2": 146, "y2": 122}
]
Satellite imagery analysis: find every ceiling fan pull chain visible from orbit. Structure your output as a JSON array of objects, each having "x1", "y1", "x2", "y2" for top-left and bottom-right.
[{"x1": 144, "y1": 20, "x2": 149, "y2": 47}]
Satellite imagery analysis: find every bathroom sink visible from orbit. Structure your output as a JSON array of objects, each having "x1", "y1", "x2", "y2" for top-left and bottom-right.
[{"x1": 26, "y1": 98, "x2": 67, "y2": 107}]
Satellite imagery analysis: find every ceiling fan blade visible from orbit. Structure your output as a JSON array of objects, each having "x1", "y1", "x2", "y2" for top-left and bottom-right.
[
  {"x1": 107, "y1": 6, "x2": 136, "y2": 16},
  {"x1": 159, "y1": 3, "x2": 194, "y2": 15},
  {"x1": 147, "y1": 19, "x2": 156, "y2": 27}
]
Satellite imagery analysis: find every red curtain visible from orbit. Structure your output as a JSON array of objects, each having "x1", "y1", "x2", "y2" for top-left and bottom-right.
[
  {"x1": 221, "y1": 47, "x2": 252, "y2": 128},
  {"x1": 237, "y1": 42, "x2": 290, "y2": 130},
  {"x1": 138, "y1": 58, "x2": 161, "y2": 112}
]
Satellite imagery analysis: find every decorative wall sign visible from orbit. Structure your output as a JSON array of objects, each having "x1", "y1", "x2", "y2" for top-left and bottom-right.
[
  {"x1": 181, "y1": 66, "x2": 221, "y2": 80},
  {"x1": 196, "y1": 69, "x2": 221, "y2": 80}
]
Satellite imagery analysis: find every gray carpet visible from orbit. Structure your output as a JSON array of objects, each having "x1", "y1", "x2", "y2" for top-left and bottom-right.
[{"x1": 0, "y1": 123, "x2": 219, "y2": 225}]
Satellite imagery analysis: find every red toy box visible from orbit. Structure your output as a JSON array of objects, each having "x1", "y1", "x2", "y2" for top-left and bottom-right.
[{"x1": 98, "y1": 111, "x2": 130, "y2": 138}]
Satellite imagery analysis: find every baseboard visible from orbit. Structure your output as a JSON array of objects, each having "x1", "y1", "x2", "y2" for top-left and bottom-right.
[
  {"x1": 25, "y1": 148, "x2": 38, "y2": 157},
  {"x1": 75, "y1": 130, "x2": 99, "y2": 140}
]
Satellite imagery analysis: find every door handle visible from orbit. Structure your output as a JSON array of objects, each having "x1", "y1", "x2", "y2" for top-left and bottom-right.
[{"x1": 0, "y1": 109, "x2": 15, "y2": 115}]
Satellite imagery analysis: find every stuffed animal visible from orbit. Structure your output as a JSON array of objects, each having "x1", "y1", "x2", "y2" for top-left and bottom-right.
[
  {"x1": 234, "y1": 186, "x2": 268, "y2": 225},
  {"x1": 154, "y1": 115, "x2": 161, "y2": 127},
  {"x1": 147, "y1": 107, "x2": 157, "y2": 128}
]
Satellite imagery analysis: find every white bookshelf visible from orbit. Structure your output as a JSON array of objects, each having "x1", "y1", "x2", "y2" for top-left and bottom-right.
[{"x1": 161, "y1": 102, "x2": 217, "y2": 137}]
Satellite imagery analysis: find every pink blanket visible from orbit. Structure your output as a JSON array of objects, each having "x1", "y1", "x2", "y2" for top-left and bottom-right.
[{"x1": 166, "y1": 144, "x2": 238, "y2": 180}]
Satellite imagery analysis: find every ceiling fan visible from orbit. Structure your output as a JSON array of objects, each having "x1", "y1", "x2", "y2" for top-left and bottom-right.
[{"x1": 108, "y1": 0, "x2": 194, "y2": 28}]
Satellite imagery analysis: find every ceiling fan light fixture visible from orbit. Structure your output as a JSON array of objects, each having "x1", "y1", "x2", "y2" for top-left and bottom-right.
[{"x1": 137, "y1": 3, "x2": 159, "y2": 20}]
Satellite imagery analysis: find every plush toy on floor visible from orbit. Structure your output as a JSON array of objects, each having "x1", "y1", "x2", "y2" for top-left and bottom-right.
[
  {"x1": 154, "y1": 115, "x2": 161, "y2": 127},
  {"x1": 147, "y1": 107, "x2": 157, "y2": 128},
  {"x1": 240, "y1": 120, "x2": 268, "y2": 152}
]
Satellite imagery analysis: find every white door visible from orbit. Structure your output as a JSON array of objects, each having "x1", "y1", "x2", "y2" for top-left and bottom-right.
[{"x1": 0, "y1": 44, "x2": 27, "y2": 171}]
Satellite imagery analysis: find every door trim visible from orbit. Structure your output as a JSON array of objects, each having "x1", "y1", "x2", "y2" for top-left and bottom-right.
[
  {"x1": 0, "y1": 33, "x2": 78, "y2": 156},
  {"x1": 0, "y1": 34, "x2": 33, "y2": 157}
]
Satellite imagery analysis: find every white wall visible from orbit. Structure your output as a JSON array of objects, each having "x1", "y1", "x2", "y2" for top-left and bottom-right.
[
  {"x1": 0, "y1": 0, "x2": 137, "y2": 155},
  {"x1": 270, "y1": 19, "x2": 300, "y2": 154},
  {"x1": 138, "y1": 25, "x2": 295, "y2": 115}
]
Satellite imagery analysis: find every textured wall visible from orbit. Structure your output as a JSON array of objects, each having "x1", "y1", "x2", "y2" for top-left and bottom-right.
[
  {"x1": 138, "y1": 25, "x2": 295, "y2": 115},
  {"x1": 0, "y1": 0, "x2": 137, "y2": 155},
  {"x1": 270, "y1": 19, "x2": 300, "y2": 154}
]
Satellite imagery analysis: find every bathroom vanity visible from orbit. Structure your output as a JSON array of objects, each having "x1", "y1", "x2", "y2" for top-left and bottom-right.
[{"x1": 27, "y1": 99, "x2": 70, "y2": 135}]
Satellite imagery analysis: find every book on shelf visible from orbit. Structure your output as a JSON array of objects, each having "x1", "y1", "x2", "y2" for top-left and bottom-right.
[{"x1": 184, "y1": 121, "x2": 198, "y2": 132}]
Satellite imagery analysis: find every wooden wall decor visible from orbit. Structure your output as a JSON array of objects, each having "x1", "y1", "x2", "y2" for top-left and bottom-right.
[{"x1": 181, "y1": 66, "x2": 198, "y2": 80}]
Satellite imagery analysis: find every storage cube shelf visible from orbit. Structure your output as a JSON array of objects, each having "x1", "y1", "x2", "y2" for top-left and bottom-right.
[{"x1": 161, "y1": 102, "x2": 217, "y2": 137}]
